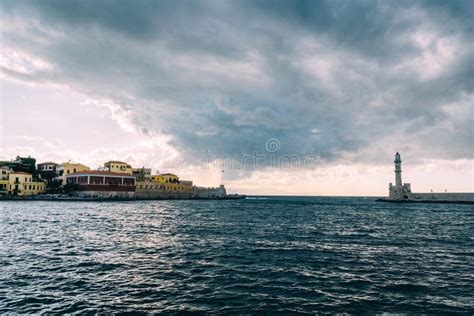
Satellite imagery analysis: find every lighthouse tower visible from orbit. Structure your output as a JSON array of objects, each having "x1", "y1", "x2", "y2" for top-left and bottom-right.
[
  {"x1": 394, "y1": 152, "x2": 402, "y2": 187},
  {"x1": 389, "y1": 152, "x2": 411, "y2": 200}
]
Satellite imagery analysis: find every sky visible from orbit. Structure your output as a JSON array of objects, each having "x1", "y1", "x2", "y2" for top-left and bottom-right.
[{"x1": 0, "y1": 0, "x2": 473, "y2": 195}]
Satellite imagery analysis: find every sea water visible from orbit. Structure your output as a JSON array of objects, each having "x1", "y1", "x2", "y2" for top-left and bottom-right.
[{"x1": 0, "y1": 197, "x2": 473, "y2": 313}]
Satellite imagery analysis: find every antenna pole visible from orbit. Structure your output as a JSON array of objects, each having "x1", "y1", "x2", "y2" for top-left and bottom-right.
[{"x1": 220, "y1": 160, "x2": 224, "y2": 186}]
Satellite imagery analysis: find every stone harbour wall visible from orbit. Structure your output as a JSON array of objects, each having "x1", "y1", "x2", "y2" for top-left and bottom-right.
[
  {"x1": 410, "y1": 192, "x2": 474, "y2": 202},
  {"x1": 135, "y1": 185, "x2": 226, "y2": 199},
  {"x1": 135, "y1": 189, "x2": 193, "y2": 199},
  {"x1": 72, "y1": 191, "x2": 136, "y2": 198}
]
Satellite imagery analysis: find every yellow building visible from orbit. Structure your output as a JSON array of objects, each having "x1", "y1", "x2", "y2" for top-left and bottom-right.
[
  {"x1": 150, "y1": 175, "x2": 165, "y2": 183},
  {"x1": 165, "y1": 183, "x2": 185, "y2": 191},
  {"x1": 104, "y1": 161, "x2": 132, "y2": 175},
  {"x1": 136, "y1": 180, "x2": 193, "y2": 192},
  {"x1": 151, "y1": 173, "x2": 179, "y2": 183},
  {"x1": 4, "y1": 172, "x2": 46, "y2": 196},
  {"x1": 56, "y1": 162, "x2": 90, "y2": 185},
  {"x1": 147, "y1": 173, "x2": 193, "y2": 192},
  {"x1": 136, "y1": 181, "x2": 165, "y2": 190}
]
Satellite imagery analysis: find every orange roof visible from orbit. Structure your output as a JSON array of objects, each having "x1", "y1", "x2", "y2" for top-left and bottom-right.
[
  {"x1": 10, "y1": 171, "x2": 32, "y2": 175},
  {"x1": 68, "y1": 170, "x2": 135, "y2": 177}
]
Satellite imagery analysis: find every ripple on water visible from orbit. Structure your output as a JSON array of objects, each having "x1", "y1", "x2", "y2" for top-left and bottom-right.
[{"x1": 0, "y1": 198, "x2": 473, "y2": 314}]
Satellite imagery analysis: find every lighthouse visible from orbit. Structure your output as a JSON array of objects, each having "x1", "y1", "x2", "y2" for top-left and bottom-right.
[
  {"x1": 394, "y1": 152, "x2": 402, "y2": 187},
  {"x1": 381, "y1": 153, "x2": 474, "y2": 203},
  {"x1": 389, "y1": 152, "x2": 411, "y2": 200}
]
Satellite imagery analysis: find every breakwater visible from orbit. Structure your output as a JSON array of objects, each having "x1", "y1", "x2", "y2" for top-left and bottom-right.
[{"x1": 383, "y1": 152, "x2": 473, "y2": 204}]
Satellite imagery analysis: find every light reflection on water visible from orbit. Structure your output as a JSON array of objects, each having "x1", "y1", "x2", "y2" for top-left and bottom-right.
[{"x1": 0, "y1": 197, "x2": 473, "y2": 313}]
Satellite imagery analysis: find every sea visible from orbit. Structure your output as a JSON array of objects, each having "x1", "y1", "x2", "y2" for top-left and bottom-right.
[{"x1": 0, "y1": 196, "x2": 473, "y2": 314}]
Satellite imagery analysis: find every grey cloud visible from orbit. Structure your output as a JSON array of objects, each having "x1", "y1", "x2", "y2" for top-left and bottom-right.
[{"x1": 1, "y1": 0, "x2": 473, "y2": 167}]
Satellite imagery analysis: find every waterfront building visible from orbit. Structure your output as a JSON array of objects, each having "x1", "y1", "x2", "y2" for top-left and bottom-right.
[
  {"x1": 150, "y1": 174, "x2": 165, "y2": 183},
  {"x1": 104, "y1": 161, "x2": 133, "y2": 175},
  {"x1": 66, "y1": 171, "x2": 136, "y2": 198},
  {"x1": 164, "y1": 182, "x2": 190, "y2": 192},
  {"x1": 55, "y1": 162, "x2": 90, "y2": 186},
  {"x1": 161, "y1": 173, "x2": 180, "y2": 183},
  {"x1": 0, "y1": 171, "x2": 46, "y2": 196},
  {"x1": 146, "y1": 173, "x2": 192, "y2": 191},
  {"x1": 137, "y1": 175, "x2": 192, "y2": 193},
  {"x1": 151, "y1": 173, "x2": 179, "y2": 184},
  {"x1": 135, "y1": 172, "x2": 194, "y2": 198},
  {"x1": 136, "y1": 180, "x2": 192, "y2": 192},
  {"x1": 37, "y1": 162, "x2": 58, "y2": 183},
  {"x1": 38, "y1": 162, "x2": 57, "y2": 173},
  {"x1": 135, "y1": 180, "x2": 188, "y2": 198},
  {"x1": 132, "y1": 167, "x2": 152, "y2": 181}
]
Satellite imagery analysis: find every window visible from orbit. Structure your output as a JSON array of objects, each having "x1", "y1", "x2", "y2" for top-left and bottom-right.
[
  {"x1": 79, "y1": 176, "x2": 87, "y2": 184},
  {"x1": 90, "y1": 176, "x2": 103, "y2": 185},
  {"x1": 105, "y1": 177, "x2": 121, "y2": 185},
  {"x1": 123, "y1": 178, "x2": 134, "y2": 186}
]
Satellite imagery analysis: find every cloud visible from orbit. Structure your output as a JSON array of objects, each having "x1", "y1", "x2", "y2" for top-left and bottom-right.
[{"x1": 0, "y1": 0, "x2": 473, "y2": 170}]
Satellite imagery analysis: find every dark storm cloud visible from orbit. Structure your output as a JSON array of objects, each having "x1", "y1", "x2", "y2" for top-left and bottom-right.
[{"x1": 1, "y1": 0, "x2": 473, "y2": 164}]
